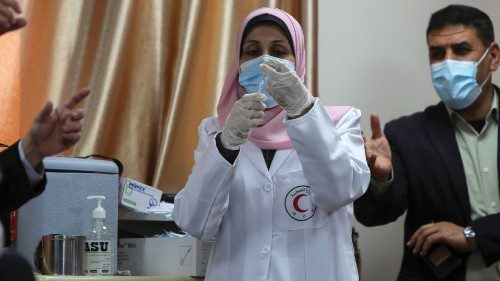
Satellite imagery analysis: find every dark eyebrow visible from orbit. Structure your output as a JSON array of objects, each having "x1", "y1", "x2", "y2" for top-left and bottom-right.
[
  {"x1": 242, "y1": 40, "x2": 260, "y2": 46},
  {"x1": 243, "y1": 39, "x2": 288, "y2": 45},
  {"x1": 429, "y1": 41, "x2": 473, "y2": 50},
  {"x1": 272, "y1": 39, "x2": 288, "y2": 44},
  {"x1": 429, "y1": 46, "x2": 444, "y2": 52},
  {"x1": 451, "y1": 41, "x2": 473, "y2": 49}
]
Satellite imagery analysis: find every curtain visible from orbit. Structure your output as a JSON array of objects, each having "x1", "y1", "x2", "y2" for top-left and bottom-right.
[
  {"x1": 0, "y1": 0, "x2": 317, "y2": 193},
  {"x1": 0, "y1": 29, "x2": 21, "y2": 145}
]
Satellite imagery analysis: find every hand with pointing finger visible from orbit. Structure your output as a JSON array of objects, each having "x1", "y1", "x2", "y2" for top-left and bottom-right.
[
  {"x1": 364, "y1": 114, "x2": 392, "y2": 181},
  {"x1": 0, "y1": 0, "x2": 27, "y2": 36},
  {"x1": 22, "y1": 89, "x2": 91, "y2": 169}
]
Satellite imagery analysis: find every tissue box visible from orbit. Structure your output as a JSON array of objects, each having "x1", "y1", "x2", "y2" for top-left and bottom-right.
[
  {"x1": 117, "y1": 236, "x2": 212, "y2": 276},
  {"x1": 119, "y1": 178, "x2": 162, "y2": 212}
]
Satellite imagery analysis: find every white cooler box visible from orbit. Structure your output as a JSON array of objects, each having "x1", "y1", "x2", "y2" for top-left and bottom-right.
[{"x1": 13, "y1": 156, "x2": 120, "y2": 270}]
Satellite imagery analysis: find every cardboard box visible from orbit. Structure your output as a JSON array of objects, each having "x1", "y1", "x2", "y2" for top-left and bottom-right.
[
  {"x1": 119, "y1": 178, "x2": 163, "y2": 212},
  {"x1": 117, "y1": 236, "x2": 212, "y2": 276}
]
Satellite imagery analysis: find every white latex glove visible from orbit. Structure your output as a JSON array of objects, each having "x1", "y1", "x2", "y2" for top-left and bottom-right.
[
  {"x1": 220, "y1": 93, "x2": 266, "y2": 150},
  {"x1": 260, "y1": 58, "x2": 313, "y2": 117}
]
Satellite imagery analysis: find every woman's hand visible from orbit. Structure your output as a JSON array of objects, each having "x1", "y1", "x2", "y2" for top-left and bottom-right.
[
  {"x1": 220, "y1": 93, "x2": 266, "y2": 150},
  {"x1": 260, "y1": 58, "x2": 312, "y2": 117}
]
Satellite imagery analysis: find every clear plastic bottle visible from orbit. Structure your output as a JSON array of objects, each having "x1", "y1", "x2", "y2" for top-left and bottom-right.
[{"x1": 84, "y1": 196, "x2": 115, "y2": 276}]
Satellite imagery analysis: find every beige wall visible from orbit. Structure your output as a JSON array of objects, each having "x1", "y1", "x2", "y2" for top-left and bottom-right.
[{"x1": 318, "y1": 1, "x2": 500, "y2": 280}]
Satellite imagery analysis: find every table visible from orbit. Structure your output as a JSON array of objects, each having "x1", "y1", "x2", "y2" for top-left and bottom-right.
[{"x1": 35, "y1": 274, "x2": 203, "y2": 281}]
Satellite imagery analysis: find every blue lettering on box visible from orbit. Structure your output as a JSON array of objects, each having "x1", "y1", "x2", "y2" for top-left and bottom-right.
[{"x1": 128, "y1": 182, "x2": 146, "y2": 193}]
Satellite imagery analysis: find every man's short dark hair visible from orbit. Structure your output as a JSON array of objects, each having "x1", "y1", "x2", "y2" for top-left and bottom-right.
[{"x1": 427, "y1": 5, "x2": 494, "y2": 47}]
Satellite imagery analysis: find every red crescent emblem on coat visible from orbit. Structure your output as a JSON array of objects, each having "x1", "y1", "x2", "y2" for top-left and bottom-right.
[
  {"x1": 285, "y1": 185, "x2": 316, "y2": 221},
  {"x1": 292, "y1": 194, "x2": 308, "y2": 213}
]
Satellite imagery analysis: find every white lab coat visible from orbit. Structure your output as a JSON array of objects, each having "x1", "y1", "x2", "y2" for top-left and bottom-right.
[{"x1": 173, "y1": 100, "x2": 370, "y2": 281}]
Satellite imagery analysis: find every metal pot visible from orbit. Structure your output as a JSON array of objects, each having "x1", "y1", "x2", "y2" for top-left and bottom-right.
[{"x1": 34, "y1": 234, "x2": 85, "y2": 275}]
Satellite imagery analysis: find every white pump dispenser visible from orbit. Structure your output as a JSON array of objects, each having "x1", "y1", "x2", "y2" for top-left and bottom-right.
[
  {"x1": 89, "y1": 195, "x2": 106, "y2": 219},
  {"x1": 84, "y1": 195, "x2": 115, "y2": 276}
]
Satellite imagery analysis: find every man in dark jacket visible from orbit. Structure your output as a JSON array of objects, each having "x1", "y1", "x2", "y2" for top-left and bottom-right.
[
  {"x1": 0, "y1": 87, "x2": 89, "y2": 245},
  {"x1": 355, "y1": 5, "x2": 500, "y2": 281},
  {"x1": 0, "y1": 1, "x2": 90, "y2": 280}
]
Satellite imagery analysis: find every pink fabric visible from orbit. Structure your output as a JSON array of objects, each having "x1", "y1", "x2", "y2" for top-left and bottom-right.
[
  {"x1": 216, "y1": 7, "x2": 350, "y2": 149},
  {"x1": 325, "y1": 106, "x2": 352, "y2": 123}
]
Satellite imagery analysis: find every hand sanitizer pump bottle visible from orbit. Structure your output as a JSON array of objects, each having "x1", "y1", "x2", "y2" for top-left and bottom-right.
[{"x1": 84, "y1": 196, "x2": 115, "y2": 276}]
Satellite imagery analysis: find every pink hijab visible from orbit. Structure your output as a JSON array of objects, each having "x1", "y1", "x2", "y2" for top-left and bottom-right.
[{"x1": 217, "y1": 7, "x2": 349, "y2": 149}]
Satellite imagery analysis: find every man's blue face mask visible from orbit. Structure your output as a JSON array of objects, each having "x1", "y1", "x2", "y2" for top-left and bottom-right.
[
  {"x1": 431, "y1": 47, "x2": 491, "y2": 110},
  {"x1": 238, "y1": 55, "x2": 295, "y2": 108}
]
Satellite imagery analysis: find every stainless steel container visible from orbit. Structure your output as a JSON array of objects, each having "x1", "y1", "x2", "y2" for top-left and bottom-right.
[{"x1": 34, "y1": 234, "x2": 85, "y2": 275}]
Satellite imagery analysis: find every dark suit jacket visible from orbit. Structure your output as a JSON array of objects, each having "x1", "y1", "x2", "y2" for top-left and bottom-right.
[
  {"x1": 0, "y1": 141, "x2": 46, "y2": 246},
  {"x1": 354, "y1": 95, "x2": 500, "y2": 281}
]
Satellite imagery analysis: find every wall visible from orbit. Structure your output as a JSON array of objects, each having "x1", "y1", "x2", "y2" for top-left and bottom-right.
[{"x1": 318, "y1": 1, "x2": 500, "y2": 280}]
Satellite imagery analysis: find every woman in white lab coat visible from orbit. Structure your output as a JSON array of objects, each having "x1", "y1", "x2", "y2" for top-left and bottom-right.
[{"x1": 173, "y1": 7, "x2": 370, "y2": 281}]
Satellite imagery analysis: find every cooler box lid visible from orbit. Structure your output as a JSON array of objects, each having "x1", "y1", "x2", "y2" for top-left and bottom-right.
[{"x1": 43, "y1": 156, "x2": 119, "y2": 174}]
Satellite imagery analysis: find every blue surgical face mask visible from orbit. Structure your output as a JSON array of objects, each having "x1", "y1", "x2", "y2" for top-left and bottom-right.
[
  {"x1": 431, "y1": 47, "x2": 491, "y2": 110},
  {"x1": 238, "y1": 55, "x2": 295, "y2": 108}
]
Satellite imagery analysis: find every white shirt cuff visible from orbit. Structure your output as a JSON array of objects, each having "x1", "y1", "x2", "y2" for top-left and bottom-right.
[
  {"x1": 370, "y1": 170, "x2": 394, "y2": 193},
  {"x1": 18, "y1": 141, "x2": 44, "y2": 186}
]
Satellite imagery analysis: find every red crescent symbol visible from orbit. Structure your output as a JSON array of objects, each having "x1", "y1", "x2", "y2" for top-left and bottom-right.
[{"x1": 293, "y1": 194, "x2": 308, "y2": 213}]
